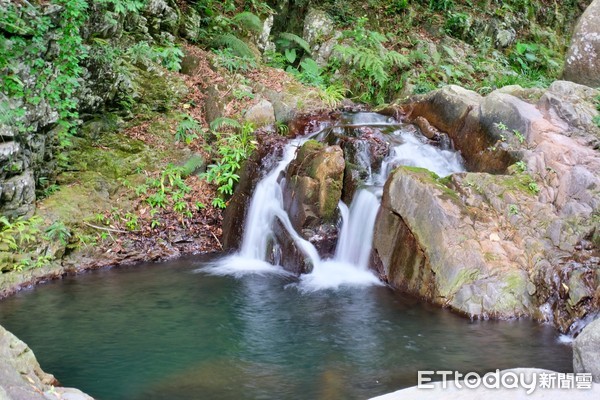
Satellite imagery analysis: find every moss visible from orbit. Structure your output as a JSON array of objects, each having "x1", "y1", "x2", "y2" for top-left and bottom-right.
[{"x1": 401, "y1": 166, "x2": 461, "y2": 203}]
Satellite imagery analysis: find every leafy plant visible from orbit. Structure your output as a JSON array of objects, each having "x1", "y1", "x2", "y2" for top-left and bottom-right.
[
  {"x1": 513, "y1": 129, "x2": 526, "y2": 144},
  {"x1": 0, "y1": 216, "x2": 42, "y2": 252},
  {"x1": 515, "y1": 161, "x2": 527, "y2": 173},
  {"x1": 508, "y1": 204, "x2": 519, "y2": 216},
  {"x1": 45, "y1": 221, "x2": 71, "y2": 245},
  {"x1": 202, "y1": 121, "x2": 256, "y2": 207},
  {"x1": 331, "y1": 17, "x2": 409, "y2": 104},
  {"x1": 175, "y1": 115, "x2": 203, "y2": 145}
]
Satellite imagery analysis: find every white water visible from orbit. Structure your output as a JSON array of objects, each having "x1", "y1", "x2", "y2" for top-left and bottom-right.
[{"x1": 204, "y1": 113, "x2": 466, "y2": 291}]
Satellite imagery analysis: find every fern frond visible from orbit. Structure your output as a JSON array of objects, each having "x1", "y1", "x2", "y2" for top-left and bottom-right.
[
  {"x1": 384, "y1": 51, "x2": 409, "y2": 67},
  {"x1": 278, "y1": 32, "x2": 312, "y2": 54},
  {"x1": 233, "y1": 12, "x2": 263, "y2": 34},
  {"x1": 210, "y1": 117, "x2": 242, "y2": 132},
  {"x1": 181, "y1": 155, "x2": 205, "y2": 178},
  {"x1": 212, "y1": 34, "x2": 255, "y2": 59}
]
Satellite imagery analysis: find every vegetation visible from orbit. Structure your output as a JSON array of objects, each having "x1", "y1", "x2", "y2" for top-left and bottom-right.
[
  {"x1": 0, "y1": 0, "x2": 590, "y2": 275},
  {"x1": 203, "y1": 119, "x2": 256, "y2": 208}
]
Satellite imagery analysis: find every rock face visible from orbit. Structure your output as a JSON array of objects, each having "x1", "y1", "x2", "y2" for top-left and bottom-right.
[
  {"x1": 377, "y1": 82, "x2": 600, "y2": 330},
  {"x1": 285, "y1": 141, "x2": 345, "y2": 232},
  {"x1": 0, "y1": 0, "x2": 184, "y2": 219},
  {"x1": 563, "y1": 0, "x2": 600, "y2": 87},
  {"x1": 574, "y1": 318, "x2": 600, "y2": 382},
  {"x1": 244, "y1": 99, "x2": 276, "y2": 127},
  {"x1": 0, "y1": 324, "x2": 94, "y2": 399}
]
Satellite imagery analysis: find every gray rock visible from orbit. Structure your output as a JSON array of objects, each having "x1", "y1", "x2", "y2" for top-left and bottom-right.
[
  {"x1": 257, "y1": 14, "x2": 275, "y2": 53},
  {"x1": 563, "y1": 0, "x2": 600, "y2": 87},
  {"x1": 0, "y1": 171, "x2": 36, "y2": 218},
  {"x1": 303, "y1": 8, "x2": 335, "y2": 52},
  {"x1": 0, "y1": 324, "x2": 94, "y2": 399},
  {"x1": 244, "y1": 99, "x2": 275, "y2": 127},
  {"x1": 538, "y1": 80, "x2": 600, "y2": 143},
  {"x1": 574, "y1": 318, "x2": 600, "y2": 382},
  {"x1": 180, "y1": 6, "x2": 201, "y2": 41}
]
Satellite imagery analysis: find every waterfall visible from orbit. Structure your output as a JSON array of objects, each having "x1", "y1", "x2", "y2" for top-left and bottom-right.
[
  {"x1": 204, "y1": 112, "x2": 466, "y2": 289},
  {"x1": 334, "y1": 190, "x2": 380, "y2": 269}
]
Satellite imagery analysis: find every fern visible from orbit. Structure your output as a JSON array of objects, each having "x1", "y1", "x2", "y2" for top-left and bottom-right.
[
  {"x1": 278, "y1": 32, "x2": 312, "y2": 54},
  {"x1": 180, "y1": 155, "x2": 205, "y2": 178},
  {"x1": 384, "y1": 51, "x2": 410, "y2": 68},
  {"x1": 212, "y1": 34, "x2": 255, "y2": 59},
  {"x1": 233, "y1": 12, "x2": 262, "y2": 34},
  {"x1": 210, "y1": 117, "x2": 242, "y2": 132}
]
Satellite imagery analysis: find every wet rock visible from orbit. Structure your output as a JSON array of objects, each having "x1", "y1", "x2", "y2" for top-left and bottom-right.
[
  {"x1": 386, "y1": 83, "x2": 600, "y2": 329},
  {"x1": 406, "y1": 85, "x2": 514, "y2": 173},
  {"x1": 285, "y1": 141, "x2": 345, "y2": 233},
  {"x1": 574, "y1": 318, "x2": 600, "y2": 382},
  {"x1": 373, "y1": 167, "x2": 532, "y2": 318},
  {"x1": 563, "y1": 0, "x2": 600, "y2": 87},
  {"x1": 222, "y1": 132, "x2": 287, "y2": 250},
  {"x1": 414, "y1": 116, "x2": 440, "y2": 140}
]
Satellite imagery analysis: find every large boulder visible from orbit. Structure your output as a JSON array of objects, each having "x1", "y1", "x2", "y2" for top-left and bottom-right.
[
  {"x1": 563, "y1": 0, "x2": 600, "y2": 87},
  {"x1": 373, "y1": 167, "x2": 532, "y2": 318},
  {"x1": 285, "y1": 141, "x2": 345, "y2": 228},
  {"x1": 383, "y1": 84, "x2": 600, "y2": 329},
  {"x1": 0, "y1": 324, "x2": 94, "y2": 399},
  {"x1": 283, "y1": 140, "x2": 344, "y2": 256},
  {"x1": 574, "y1": 318, "x2": 600, "y2": 382}
]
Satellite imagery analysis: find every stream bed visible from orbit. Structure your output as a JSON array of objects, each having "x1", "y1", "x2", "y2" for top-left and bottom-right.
[{"x1": 0, "y1": 255, "x2": 572, "y2": 400}]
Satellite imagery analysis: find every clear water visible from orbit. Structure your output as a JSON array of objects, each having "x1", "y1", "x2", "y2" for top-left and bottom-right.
[{"x1": 0, "y1": 256, "x2": 572, "y2": 400}]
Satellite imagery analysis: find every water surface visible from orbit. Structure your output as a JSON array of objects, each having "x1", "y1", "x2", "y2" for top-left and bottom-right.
[{"x1": 0, "y1": 256, "x2": 572, "y2": 400}]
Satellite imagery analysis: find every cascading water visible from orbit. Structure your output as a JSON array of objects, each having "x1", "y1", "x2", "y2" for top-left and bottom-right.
[{"x1": 204, "y1": 112, "x2": 466, "y2": 290}]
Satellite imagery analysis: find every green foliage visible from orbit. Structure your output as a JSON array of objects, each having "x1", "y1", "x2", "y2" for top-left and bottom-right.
[
  {"x1": 513, "y1": 129, "x2": 526, "y2": 144},
  {"x1": 429, "y1": 0, "x2": 455, "y2": 11},
  {"x1": 508, "y1": 204, "x2": 519, "y2": 216},
  {"x1": 319, "y1": 84, "x2": 347, "y2": 107},
  {"x1": 515, "y1": 161, "x2": 527, "y2": 173},
  {"x1": 445, "y1": 12, "x2": 471, "y2": 39},
  {"x1": 232, "y1": 11, "x2": 263, "y2": 34},
  {"x1": 126, "y1": 42, "x2": 184, "y2": 71},
  {"x1": 0, "y1": 0, "x2": 88, "y2": 151},
  {"x1": 202, "y1": 121, "x2": 256, "y2": 207},
  {"x1": 593, "y1": 95, "x2": 600, "y2": 128},
  {"x1": 509, "y1": 42, "x2": 560, "y2": 77},
  {"x1": 0, "y1": 216, "x2": 42, "y2": 252},
  {"x1": 212, "y1": 48, "x2": 257, "y2": 73},
  {"x1": 175, "y1": 115, "x2": 203, "y2": 145},
  {"x1": 210, "y1": 117, "x2": 242, "y2": 132},
  {"x1": 212, "y1": 33, "x2": 255, "y2": 59},
  {"x1": 45, "y1": 221, "x2": 72, "y2": 245},
  {"x1": 331, "y1": 17, "x2": 409, "y2": 104},
  {"x1": 277, "y1": 32, "x2": 312, "y2": 55}
]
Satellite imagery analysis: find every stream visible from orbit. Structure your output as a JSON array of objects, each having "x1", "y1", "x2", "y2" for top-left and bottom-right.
[{"x1": 0, "y1": 113, "x2": 574, "y2": 399}]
